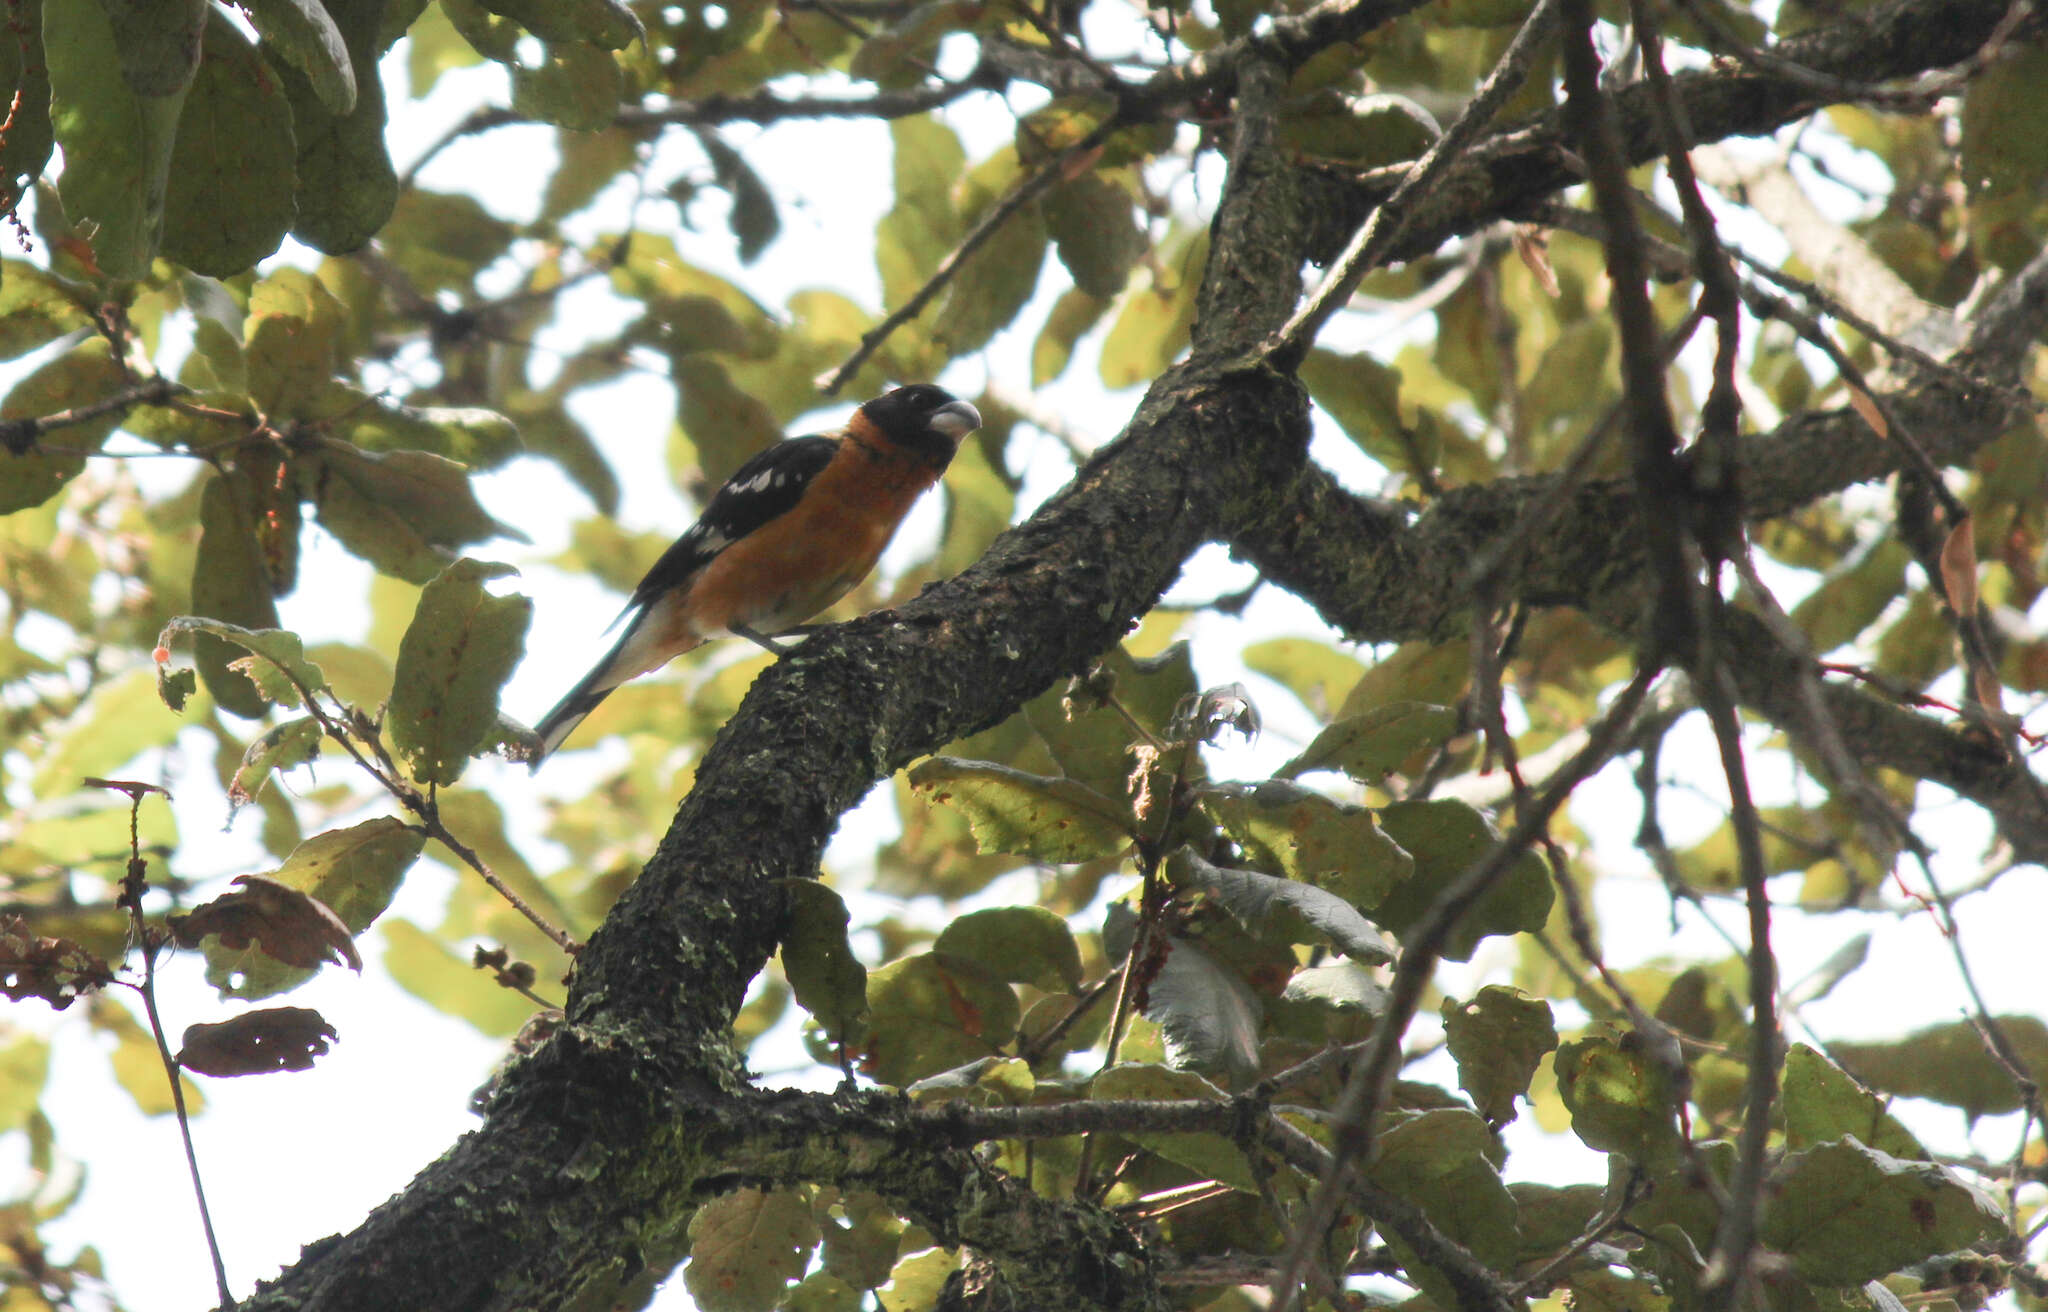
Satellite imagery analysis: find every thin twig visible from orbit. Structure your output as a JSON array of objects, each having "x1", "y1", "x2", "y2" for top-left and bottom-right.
[
  {"x1": 818, "y1": 114, "x2": 1123, "y2": 394},
  {"x1": 0, "y1": 376, "x2": 187, "y2": 456},
  {"x1": 1264, "y1": 0, "x2": 1560, "y2": 366},
  {"x1": 94, "y1": 780, "x2": 234, "y2": 1310},
  {"x1": 1692, "y1": 654, "x2": 1780, "y2": 1312}
]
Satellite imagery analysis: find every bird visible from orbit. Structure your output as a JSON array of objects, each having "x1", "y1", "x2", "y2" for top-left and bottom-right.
[{"x1": 529, "y1": 383, "x2": 983, "y2": 764}]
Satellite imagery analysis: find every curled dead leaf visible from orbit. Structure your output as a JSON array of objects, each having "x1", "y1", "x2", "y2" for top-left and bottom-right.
[
  {"x1": 0, "y1": 915, "x2": 116, "y2": 1010},
  {"x1": 169, "y1": 873, "x2": 362, "y2": 972},
  {"x1": 1939, "y1": 513, "x2": 1979, "y2": 615},
  {"x1": 177, "y1": 1006, "x2": 338, "y2": 1076}
]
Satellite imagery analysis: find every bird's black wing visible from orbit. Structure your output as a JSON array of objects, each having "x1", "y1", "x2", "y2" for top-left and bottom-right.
[{"x1": 626, "y1": 434, "x2": 841, "y2": 611}]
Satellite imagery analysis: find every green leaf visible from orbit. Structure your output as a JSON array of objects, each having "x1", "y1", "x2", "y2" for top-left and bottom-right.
[
  {"x1": 0, "y1": 340, "x2": 126, "y2": 514},
  {"x1": 1031, "y1": 287, "x2": 1107, "y2": 387},
  {"x1": 698, "y1": 131, "x2": 780, "y2": 264},
  {"x1": 29, "y1": 667, "x2": 183, "y2": 798},
  {"x1": 1301, "y1": 348, "x2": 1410, "y2": 469},
  {"x1": 228, "y1": 717, "x2": 323, "y2": 811},
  {"x1": 1789, "y1": 540, "x2": 1911, "y2": 655},
  {"x1": 905, "y1": 1055, "x2": 1035, "y2": 1106},
  {"x1": 673, "y1": 355, "x2": 784, "y2": 485},
  {"x1": 878, "y1": 1248, "x2": 957, "y2": 1312},
  {"x1": 1025, "y1": 641, "x2": 1199, "y2": 800},
  {"x1": 0, "y1": 260, "x2": 93, "y2": 360},
  {"x1": 1554, "y1": 1032, "x2": 1685, "y2": 1163},
  {"x1": 510, "y1": 42, "x2": 621, "y2": 130},
  {"x1": 1782, "y1": 1043, "x2": 1926, "y2": 1159},
  {"x1": 478, "y1": 0, "x2": 642, "y2": 46},
  {"x1": 1242, "y1": 636, "x2": 1367, "y2": 715},
  {"x1": 1961, "y1": 44, "x2": 2048, "y2": 199},
  {"x1": 202, "y1": 817, "x2": 425, "y2": 1000},
  {"x1": 1342, "y1": 639, "x2": 1469, "y2": 714},
  {"x1": 1199, "y1": 780, "x2": 1413, "y2": 915},
  {"x1": 1833, "y1": 1015, "x2": 2048, "y2": 1120},
  {"x1": 1281, "y1": 961, "x2": 1388, "y2": 1014},
  {"x1": 90, "y1": 995, "x2": 202, "y2": 1117},
  {"x1": 246, "y1": 0, "x2": 356, "y2": 114},
  {"x1": 1144, "y1": 934, "x2": 1261, "y2": 1082},
  {"x1": 933, "y1": 907, "x2": 1082, "y2": 992},
  {"x1": 96, "y1": 0, "x2": 209, "y2": 96},
  {"x1": 906, "y1": 758, "x2": 1132, "y2": 864},
  {"x1": 1279, "y1": 702, "x2": 1459, "y2": 782},
  {"x1": 932, "y1": 199, "x2": 1046, "y2": 356},
  {"x1": 1759, "y1": 1139, "x2": 2007, "y2": 1285},
  {"x1": 1369, "y1": 1109, "x2": 1520, "y2": 1309},
  {"x1": 278, "y1": 0, "x2": 397, "y2": 253},
  {"x1": 0, "y1": 1031, "x2": 51, "y2": 1134},
  {"x1": 312, "y1": 441, "x2": 522, "y2": 582},
  {"x1": 189, "y1": 471, "x2": 286, "y2": 718},
  {"x1": 819, "y1": 1193, "x2": 904, "y2": 1292},
  {"x1": 781, "y1": 879, "x2": 869, "y2": 1047},
  {"x1": 388, "y1": 558, "x2": 532, "y2": 786},
  {"x1": 160, "y1": 616, "x2": 329, "y2": 702},
  {"x1": 861, "y1": 953, "x2": 1019, "y2": 1088},
  {"x1": 1044, "y1": 171, "x2": 1146, "y2": 297},
  {"x1": 1371, "y1": 798, "x2": 1553, "y2": 961},
  {"x1": 159, "y1": 12, "x2": 297, "y2": 276},
  {"x1": 1441, "y1": 986, "x2": 1557, "y2": 1126},
  {"x1": 381, "y1": 918, "x2": 533, "y2": 1036},
  {"x1": 685, "y1": 1188, "x2": 819, "y2": 1312},
  {"x1": 0, "y1": 0, "x2": 55, "y2": 214},
  {"x1": 877, "y1": 117, "x2": 966, "y2": 307},
  {"x1": 1098, "y1": 229, "x2": 1204, "y2": 390},
  {"x1": 44, "y1": 0, "x2": 186, "y2": 277},
  {"x1": 379, "y1": 189, "x2": 517, "y2": 293},
  {"x1": 319, "y1": 387, "x2": 523, "y2": 467},
  {"x1": 1091, "y1": 1064, "x2": 1258, "y2": 1191},
  {"x1": 1171, "y1": 849, "x2": 1393, "y2": 964},
  {"x1": 935, "y1": 433, "x2": 1013, "y2": 578},
  {"x1": 246, "y1": 267, "x2": 347, "y2": 413}
]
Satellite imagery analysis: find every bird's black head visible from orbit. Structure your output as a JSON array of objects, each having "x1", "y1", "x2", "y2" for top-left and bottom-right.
[{"x1": 855, "y1": 384, "x2": 982, "y2": 467}]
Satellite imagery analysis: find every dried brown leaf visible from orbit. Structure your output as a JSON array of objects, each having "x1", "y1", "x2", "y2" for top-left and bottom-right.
[
  {"x1": 177, "y1": 1006, "x2": 338, "y2": 1076},
  {"x1": 1847, "y1": 386, "x2": 1888, "y2": 440},
  {"x1": 0, "y1": 915, "x2": 116, "y2": 1010},
  {"x1": 169, "y1": 873, "x2": 362, "y2": 972},
  {"x1": 1940, "y1": 513, "x2": 1978, "y2": 614}
]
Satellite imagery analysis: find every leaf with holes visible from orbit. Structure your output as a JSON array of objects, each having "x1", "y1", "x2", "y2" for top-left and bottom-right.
[
  {"x1": 388, "y1": 558, "x2": 532, "y2": 786},
  {"x1": 859, "y1": 954, "x2": 1018, "y2": 1088},
  {"x1": 198, "y1": 818, "x2": 424, "y2": 1000},
  {"x1": 178, "y1": 1006, "x2": 337, "y2": 1076},
  {"x1": 1441, "y1": 986, "x2": 1557, "y2": 1126},
  {"x1": 907, "y1": 758, "x2": 1131, "y2": 864}
]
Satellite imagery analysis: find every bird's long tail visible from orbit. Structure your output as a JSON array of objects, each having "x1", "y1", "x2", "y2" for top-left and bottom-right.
[
  {"x1": 530, "y1": 604, "x2": 699, "y2": 768},
  {"x1": 530, "y1": 652, "x2": 621, "y2": 766}
]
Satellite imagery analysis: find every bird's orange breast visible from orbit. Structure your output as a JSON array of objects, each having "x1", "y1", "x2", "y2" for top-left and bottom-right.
[{"x1": 679, "y1": 438, "x2": 945, "y2": 640}]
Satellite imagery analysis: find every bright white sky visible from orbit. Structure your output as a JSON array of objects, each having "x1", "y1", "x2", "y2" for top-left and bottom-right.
[{"x1": 8, "y1": 15, "x2": 2046, "y2": 1312}]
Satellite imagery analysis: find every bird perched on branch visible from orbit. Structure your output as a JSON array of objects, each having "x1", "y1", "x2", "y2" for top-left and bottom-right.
[{"x1": 530, "y1": 383, "x2": 983, "y2": 764}]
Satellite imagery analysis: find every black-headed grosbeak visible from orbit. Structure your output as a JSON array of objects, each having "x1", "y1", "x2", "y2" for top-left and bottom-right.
[{"x1": 531, "y1": 383, "x2": 983, "y2": 763}]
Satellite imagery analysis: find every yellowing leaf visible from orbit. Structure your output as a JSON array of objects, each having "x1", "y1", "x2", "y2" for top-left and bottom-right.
[
  {"x1": 388, "y1": 558, "x2": 532, "y2": 786},
  {"x1": 685, "y1": 1188, "x2": 820, "y2": 1312}
]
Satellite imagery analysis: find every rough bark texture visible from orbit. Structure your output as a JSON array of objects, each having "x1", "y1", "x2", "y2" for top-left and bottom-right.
[{"x1": 241, "y1": 0, "x2": 2046, "y2": 1305}]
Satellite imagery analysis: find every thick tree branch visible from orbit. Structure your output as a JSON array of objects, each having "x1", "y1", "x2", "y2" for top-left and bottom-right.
[{"x1": 1301, "y1": 0, "x2": 2029, "y2": 269}]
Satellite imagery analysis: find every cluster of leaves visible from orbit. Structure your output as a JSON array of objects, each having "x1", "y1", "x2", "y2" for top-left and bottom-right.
[
  {"x1": 711, "y1": 637, "x2": 2015, "y2": 1311},
  {"x1": 0, "y1": 0, "x2": 2045, "y2": 1301}
]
